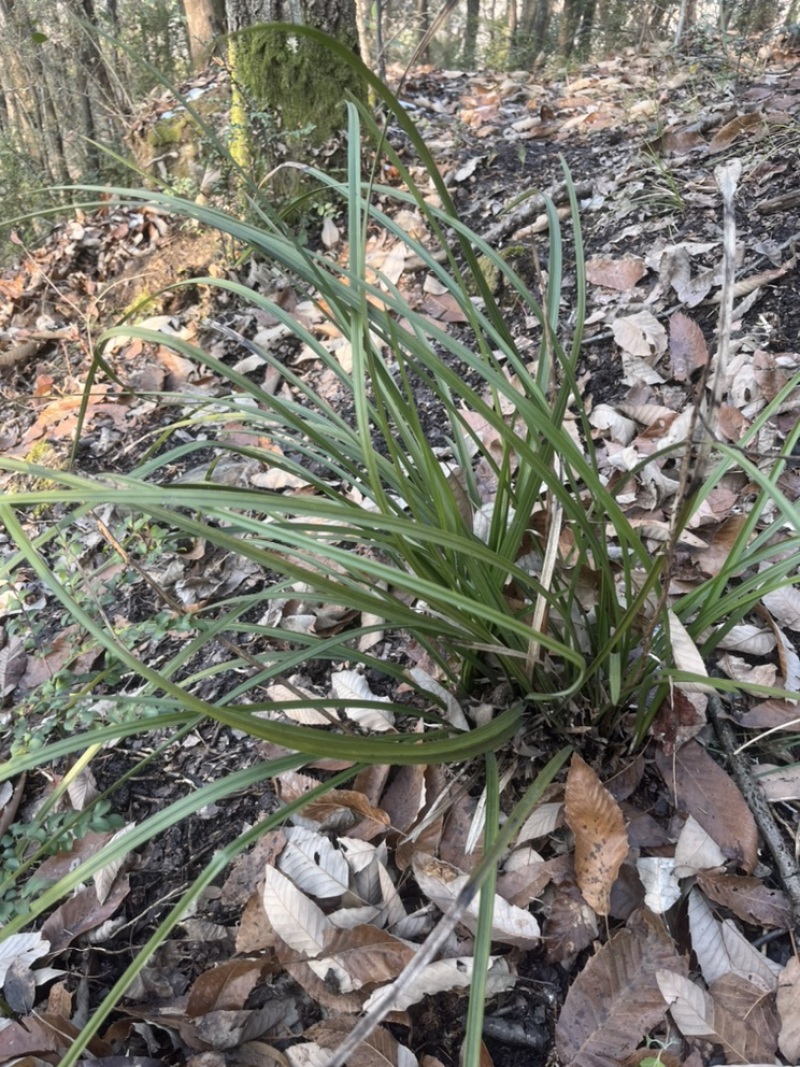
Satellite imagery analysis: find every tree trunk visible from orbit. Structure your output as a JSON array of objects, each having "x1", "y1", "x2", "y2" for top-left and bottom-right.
[
  {"x1": 462, "y1": 0, "x2": 480, "y2": 67},
  {"x1": 415, "y1": 0, "x2": 430, "y2": 62},
  {"x1": 225, "y1": 0, "x2": 365, "y2": 194},
  {"x1": 182, "y1": 0, "x2": 227, "y2": 65}
]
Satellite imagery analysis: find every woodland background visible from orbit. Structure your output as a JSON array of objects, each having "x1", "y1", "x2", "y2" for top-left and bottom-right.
[{"x1": 0, "y1": 0, "x2": 797, "y2": 254}]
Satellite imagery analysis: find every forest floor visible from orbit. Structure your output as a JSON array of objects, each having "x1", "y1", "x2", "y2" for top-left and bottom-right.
[{"x1": 2, "y1": 36, "x2": 800, "y2": 1067}]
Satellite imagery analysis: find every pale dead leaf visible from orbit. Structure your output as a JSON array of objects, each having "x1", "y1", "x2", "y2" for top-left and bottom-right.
[
  {"x1": 585, "y1": 255, "x2": 646, "y2": 291},
  {"x1": 667, "y1": 610, "x2": 711, "y2": 693},
  {"x1": 330, "y1": 670, "x2": 395, "y2": 731},
  {"x1": 713, "y1": 624, "x2": 774, "y2": 656},
  {"x1": 321, "y1": 217, "x2": 340, "y2": 249},
  {"x1": 362, "y1": 956, "x2": 515, "y2": 1012},
  {"x1": 636, "y1": 856, "x2": 681, "y2": 914},
  {"x1": 66, "y1": 766, "x2": 99, "y2": 812},
  {"x1": 515, "y1": 801, "x2": 564, "y2": 843},
  {"x1": 413, "y1": 856, "x2": 540, "y2": 947},
  {"x1": 687, "y1": 887, "x2": 731, "y2": 986},
  {"x1": 613, "y1": 310, "x2": 668, "y2": 361},
  {"x1": 407, "y1": 667, "x2": 469, "y2": 730},
  {"x1": 762, "y1": 585, "x2": 800, "y2": 629},
  {"x1": 278, "y1": 827, "x2": 351, "y2": 899},
  {"x1": 262, "y1": 865, "x2": 332, "y2": 957},
  {"x1": 93, "y1": 823, "x2": 135, "y2": 904},
  {"x1": 657, "y1": 966, "x2": 771, "y2": 1062},
  {"x1": 674, "y1": 814, "x2": 727, "y2": 876},
  {"x1": 564, "y1": 754, "x2": 628, "y2": 915}
]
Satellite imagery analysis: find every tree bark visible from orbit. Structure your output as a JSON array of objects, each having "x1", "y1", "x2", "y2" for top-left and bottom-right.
[
  {"x1": 182, "y1": 0, "x2": 227, "y2": 65},
  {"x1": 463, "y1": 0, "x2": 480, "y2": 67}
]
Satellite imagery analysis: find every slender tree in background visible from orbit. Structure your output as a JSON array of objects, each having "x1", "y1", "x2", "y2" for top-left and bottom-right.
[
  {"x1": 182, "y1": 0, "x2": 226, "y2": 64},
  {"x1": 463, "y1": 0, "x2": 480, "y2": 66}
]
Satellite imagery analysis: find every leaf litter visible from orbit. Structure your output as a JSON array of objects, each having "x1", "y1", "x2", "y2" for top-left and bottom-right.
[{"x1": 1, "y1": 40, "x2": 800, "y2": 1067}]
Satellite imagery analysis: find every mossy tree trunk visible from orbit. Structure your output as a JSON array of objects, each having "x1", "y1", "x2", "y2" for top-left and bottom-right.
[{"x1": 225, "y1": 0, "x2": 366, "y2": 195}]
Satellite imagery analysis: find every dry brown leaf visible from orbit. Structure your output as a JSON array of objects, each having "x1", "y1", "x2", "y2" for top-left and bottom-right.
[
  {"x1": 655, "y1": 740, "x2": 759, "y2": 872},
  {"x1": 667, "y1": 610, "x2": 711, "y2": 693},
  {"x1": 739, "y1": 698, "x2": 800, "y2": 733},
  {"x1": 696, "y1": 870, "x2": 791, "y2": 929},
  {"x1": 754, "y1": 762, "x2": 800, "y2": 802},
  {"x1": 186, "y1": 959, "x2": 270, "y2": 1016},
  {"x1": 413, "y1": 854, "x2": 540, "y2": 947},
  {"x1": 262, "y1": 866, "x2": 331, "y2": 958},
  {"x1": 40, "y1": 875, "x2": 129, "y2": 955},
  {"x1": 777, "y1": 956, "x2": 800, "y2": 1062},
  {"x1": 236, "y1": 889, "x2": 278, "y2": 953},
  {"x1": 308, "y1": 1018, "x2": 416, "y2": 1067},
  {"x1": 307, "y1": 925, "x2": 416, "y2": 992},
  {"x1": 669, "y1": 311, "x2": 708, "y2": 382},
  {"x1": 278, "y1": 827, "x2": 350, "y2": 900},
  {"x1": 585, "y1": 255, "x2": 646, "y2": 291},
  {"x1": 222, "y1": 831, "x2": 287, "y2": 908},
  {"x1": 657, "y1": 968, "x2": 775, "y2": 1062},
  {"x1": 542, "y1": 876, "x2": 599, "y2": 964},
  {"x1": 710, "y1": 972, "x2": 781, "y2": 1062},
  {"x1": 556, "y1": 909, "x2": 686, "y2": 1065},
  {"x1": 708, "y1": 111, "x2": 765, "y2": 153},
  {"x1": 378, "y1": 764, "x2": 427, "y2": 836},
  {"x1": 564, "y1": 754, "x2": 629, "y2": 915},
  {"x1": 613, "y1": 310, "x2": 668, "y2": 361}
]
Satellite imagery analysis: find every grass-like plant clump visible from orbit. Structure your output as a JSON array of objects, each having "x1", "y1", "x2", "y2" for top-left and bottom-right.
[{"x1": 2, "y1": 29, "x2": 800, "y2": 1066}]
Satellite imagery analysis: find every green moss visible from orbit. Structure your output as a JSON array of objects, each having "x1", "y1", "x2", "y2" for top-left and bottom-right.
[
  {"x1": 145, "y1": 113, "x2": 192, "y2": 148},
  {"x1": 469, "y1": 244, "x2": 530, "y2": 296},
  {"x1": 234, "y1": 24, "x2": 366, "y2": 145}
]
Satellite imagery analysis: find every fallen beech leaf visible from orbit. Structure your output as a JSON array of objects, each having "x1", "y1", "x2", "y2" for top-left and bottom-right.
[
  {"x1": 278, "y1": 827, "x2": 351, "y2": 899},
  {"x1": 710, "y1": 972, "x2": 781, "y2": 1062},
  {"x1": 696, "y1": 870, "x2": 791, "y2": 929},
  {"x1": 656, "y1": 968, "x2": 769, "y2": 1062},
  {"x1": 777, "y1": 956, "x2": 800, "y2": 1062},
  {"x1": 669, "y1": 311, "x2": 708, "y2": 381},
  {"x1": 362, "y1": 956, "x2": 515, "y2": 1012},
  {"x1": 687, "y1": 887, "x2": 732, "y2": 986},
  {"x1": 186, "y1": 959, "x2": 269, "y2": 1016},
  {"x1": 709, "y1": 111, "x2": 765, "y2": 153},
  {"x1": 655, "y1": 740, "x2": 758, "y2": 872},
  {"x1": 413, "y1": 855, "x2": 540, "y2": 947},
  {"x1": 542, "y1": 875, "x2": 599, "y2": 965},
  {"x1": 330, "y1": 669, "x2": 395, "y2": 731},
  {"x1": 556, "y1": 910, "x2": 686, "y2": 1065},
  {"x1": 308, "y1": 1018, "x2": 417, "y2": 1067},
  {"x1": 40, "y1": 875, "x2": 130, "y2": 954},
  {"x1": 612, "y1": 310, "x2": 667, "y2": 361},
  {"x1": 719, "y1": 917, "x2": 782, "y2": 988},
  {"x1": 585, "y1": 255, "x2": 646, "y2": 291},
  {"x1": 674, "y1": 814, "x2": 726, "y2": 876},
  {"x1": 754, "y1": 762, "x2": 800, "y2": 801},
  {"x1": 564, "y1": 754, "x2": 628, "y2": 915},
  {"x1": 667, "y1": 610, "x2": 711, "y2": 693},
  {"x1": 262, "y1": 866, "x2": 332, "y2": 958},
  {"x1": 307, "y1": 925, "x2": 415, "y2": 992}
]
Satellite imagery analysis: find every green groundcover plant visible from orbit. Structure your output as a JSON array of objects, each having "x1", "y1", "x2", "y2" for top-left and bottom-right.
[{"x1": 1, "y1": 28, "x2": 800, "y2": 1065}]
